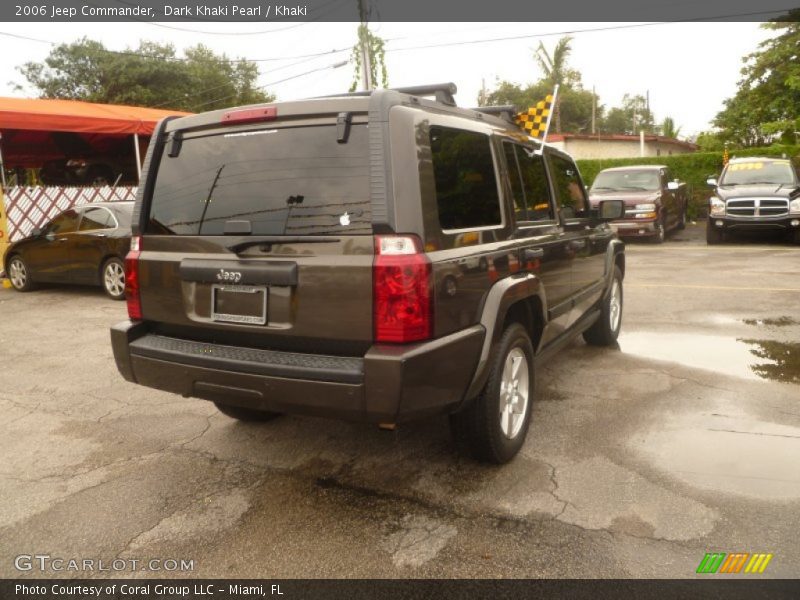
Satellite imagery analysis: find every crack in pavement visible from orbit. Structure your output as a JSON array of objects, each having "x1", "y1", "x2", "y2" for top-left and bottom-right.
[{"x1": 706, "y1": 428, "x2": 800, "y2": 440}]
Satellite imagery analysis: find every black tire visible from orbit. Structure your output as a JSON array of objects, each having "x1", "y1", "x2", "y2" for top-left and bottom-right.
[
  {"x1": 706, "y1": 221, "x2": 724, "y2": 245},
  {"x1": 651, "y1": 214, "x2": 666, "y2": 244},
  {"x1": 583, "y1": 265, "x2": 623, "y2": 347},
  {"x1": 214, "y1": 402, "x2": 281, "y2": 422},
  {"x1": 677, "y1": 206, "x2": 687, "y2": 230},
  {"x1": 6, "y1": 254, "x2": 35, "y2": 292},
  {"x1": 449, "y1": 323, "x2": 534, "y2": 464},
  {"x1": 791, "y1": 229, "x2": 800, "y2": 245},
  {"x1": 101, "y1": 257, "x2": 126, "y2": 300}
]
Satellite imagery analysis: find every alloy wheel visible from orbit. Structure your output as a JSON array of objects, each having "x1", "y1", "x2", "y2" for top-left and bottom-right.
[
  {"x1": 104, "y1": 261, "x2": 126, "y2": 298},
  {"x1": 499, "y1": 347, "x2": 530, "y2": 439},
  {"x1": 9, "y1": 258, "x2": 27, "y2": 290}
]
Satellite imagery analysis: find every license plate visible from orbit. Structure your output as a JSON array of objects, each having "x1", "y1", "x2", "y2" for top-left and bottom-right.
[{"x1": 211, "y1": 284, "x2": 267, "y2": 325}]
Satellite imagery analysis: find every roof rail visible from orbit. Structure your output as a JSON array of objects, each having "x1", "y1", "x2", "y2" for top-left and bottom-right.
[
  {"x1": 390, "y1": 83, "x2": 457, "y2": 106},
  {"x1": 472, "y1": 105, "x2": 517, "y2": 123},
  {"x1": 313, "y1": 83, "x2": 458, "y2": 107}
]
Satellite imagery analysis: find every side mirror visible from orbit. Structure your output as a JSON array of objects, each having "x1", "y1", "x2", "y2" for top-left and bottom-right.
[
  {"x1": 30, "y1": 227, "x2": 42, "y2": 238},
  {"x1": 45, "y1": 232, "x2": 56, "y2": 242},
  {"x1": 596, "y1": 199, "x2": 625, "y2": 221},
  {"x1": 667, "y1": 181, "x2": 680, "y2": 191},
  {"x1": 707, "y1": 177, "x2": 718, "y2": 187}
]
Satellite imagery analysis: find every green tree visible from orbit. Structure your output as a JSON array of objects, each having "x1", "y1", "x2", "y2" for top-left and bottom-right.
[
  {"x1": 695, "y1": 131, "x2": 726, "y2": 151},
  {"x1": 660, "y1": 117, "x2": 682, "y2": 139},
  {"x1": 485, "y1": 81, "x2": 598, "y2": 134},
  {"x1": 484, "y1": 36, "x2": 598, "y2": 135},
  {"x1": 601, "y1": 94, "x2": 655, "y2": 134},
  {"x1": 17, "y1": 37, "x2": 274, "y2": 112},
  {"x1": 713, "y1": 14, "x2": 800, "y2": 146},
  {"x1": 533, "y1": 37, "x2": 580, "y2": 133}
]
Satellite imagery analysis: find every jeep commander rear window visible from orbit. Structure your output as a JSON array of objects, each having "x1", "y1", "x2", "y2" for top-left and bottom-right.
[{"x1": 147, "y1": 124, "x2": 371, "y2": 236}]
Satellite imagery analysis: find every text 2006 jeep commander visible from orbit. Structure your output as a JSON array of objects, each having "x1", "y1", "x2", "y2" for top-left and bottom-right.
[{"x1": 111, "y1": 83, "x2": 626, "y2": 463}]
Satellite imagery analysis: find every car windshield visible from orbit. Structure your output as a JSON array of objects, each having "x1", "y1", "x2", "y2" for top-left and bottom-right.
[
  {"x1": 591, "y1": 170, "x2": 660, "y2": 192},
  {"x1": 719, "y1": 160, "x2": 796, "y2": 186}
]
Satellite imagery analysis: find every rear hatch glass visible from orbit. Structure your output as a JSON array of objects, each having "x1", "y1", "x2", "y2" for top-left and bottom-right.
[{"x1": 147, "y1": 123, "x2": 371, "y2": 236}]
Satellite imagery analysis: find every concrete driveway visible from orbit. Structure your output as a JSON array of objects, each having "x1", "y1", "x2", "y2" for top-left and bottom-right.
[{"x1": 1, "y1": 222, "x2": 798, "y2": 578}]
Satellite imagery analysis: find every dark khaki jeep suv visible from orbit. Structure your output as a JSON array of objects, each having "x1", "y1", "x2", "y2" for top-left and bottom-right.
[{"x1": 111, "y1": 83, "x2": 626, "y2": 463}]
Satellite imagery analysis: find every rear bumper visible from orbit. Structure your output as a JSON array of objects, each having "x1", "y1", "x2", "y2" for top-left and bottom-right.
[{"x1": 111, "y1": 321, "x2": 484, "y2": 423}]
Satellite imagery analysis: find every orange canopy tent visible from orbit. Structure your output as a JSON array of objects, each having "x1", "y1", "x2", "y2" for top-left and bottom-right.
[
  {"x1": 0, "y1": 97, "x2": 190, "y2": 135},
  {"x1": 0, "y1": 97, "x2": 190, "y2": 177}
]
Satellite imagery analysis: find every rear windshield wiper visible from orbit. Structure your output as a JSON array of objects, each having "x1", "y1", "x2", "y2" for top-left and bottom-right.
[{"x1": 225, "y1": 236, "x2": 341, "y2": 253}]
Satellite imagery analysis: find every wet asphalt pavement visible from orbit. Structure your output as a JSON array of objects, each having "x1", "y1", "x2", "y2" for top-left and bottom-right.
[{"x1": 1, "y1": 221, "x2": 798, "y2": 579}]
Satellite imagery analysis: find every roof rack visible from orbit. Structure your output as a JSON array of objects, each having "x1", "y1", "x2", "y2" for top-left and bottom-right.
[
  {"x1": 472, "y1": 105, "x2": 517, "y2": 124},
  {"x1": 314, "y1": 83, "x2": 458, "y2": 107}
]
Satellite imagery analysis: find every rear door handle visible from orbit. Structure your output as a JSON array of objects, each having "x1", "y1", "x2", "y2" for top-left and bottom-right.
[{"x1": 522, "y1": 248, "x2": 544, "y2": 261}]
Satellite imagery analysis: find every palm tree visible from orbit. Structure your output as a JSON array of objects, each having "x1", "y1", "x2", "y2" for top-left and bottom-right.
[
  {"x1": 534, "y1": 36, "x2": 575, "y2": 133},
  {"x1": 661, "y1": 117, "x2": 682, "y2": 139}
]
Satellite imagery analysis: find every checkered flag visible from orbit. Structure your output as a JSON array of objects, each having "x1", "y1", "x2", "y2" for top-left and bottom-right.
[{"x1": 515, "y1": 86, "x2": 558, "y2": 141}]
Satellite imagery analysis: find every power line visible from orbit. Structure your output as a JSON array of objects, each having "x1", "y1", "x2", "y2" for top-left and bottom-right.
[
  {"x1": 191, "y1": 59, "x2": 349, "y2": 111},
  {"x1": 150, "y1": 53, "x2": 333, "y2": 109},
  {"x1": 383, "y1": 11, "x2": 789, "y2": 54}
]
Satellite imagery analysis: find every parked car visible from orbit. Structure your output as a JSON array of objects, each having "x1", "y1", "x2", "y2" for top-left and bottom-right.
[
  {"x1": 39, "y1": 155, "x2": 138, "y2": 187},
  {"x1": 110, "y1": 84, "x2": 625, "y2": 463},
  {"x1": 706, "y1": 157, "x2": 800, "y2": 244},
  {"x1": 588, "y1": 165, "x2": 688, "y2": 243},
  {"x1": 4, "y1": 202, "x2": 134, "y2": 299}
]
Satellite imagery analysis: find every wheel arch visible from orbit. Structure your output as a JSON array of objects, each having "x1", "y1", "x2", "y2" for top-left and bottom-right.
[{"x1": 461, "y1": 274, "x2": 547, "y2": 405}]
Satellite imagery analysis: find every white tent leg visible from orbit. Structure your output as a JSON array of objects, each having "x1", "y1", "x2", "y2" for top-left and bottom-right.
[{"x1": 133, "y1": 133, "x2": 142, "y2": 183}]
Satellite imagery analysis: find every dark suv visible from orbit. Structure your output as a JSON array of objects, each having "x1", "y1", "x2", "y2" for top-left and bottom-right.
[{"x1": 111, "y1": 84, "x2": 626, "y2": 463}]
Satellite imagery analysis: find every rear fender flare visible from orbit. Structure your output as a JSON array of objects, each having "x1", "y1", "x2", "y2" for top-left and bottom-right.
[{"x1": 461, "y1": 273, "x2": 546, "y2": 403}]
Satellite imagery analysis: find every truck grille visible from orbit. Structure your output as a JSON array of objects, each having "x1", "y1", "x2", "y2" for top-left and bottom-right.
[{"x1": 726, "y1": 198, "x2": 789, "y2": 218}]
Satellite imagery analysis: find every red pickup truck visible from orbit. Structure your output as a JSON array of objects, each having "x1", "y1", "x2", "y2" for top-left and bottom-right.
[{"x1": 588, "y1": 165, "x2": 688, "y2": 243}]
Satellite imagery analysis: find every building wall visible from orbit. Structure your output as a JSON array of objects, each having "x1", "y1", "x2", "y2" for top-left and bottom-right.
[{"x1": 551, "y1": 139, "x2": 695, "y2": 160}]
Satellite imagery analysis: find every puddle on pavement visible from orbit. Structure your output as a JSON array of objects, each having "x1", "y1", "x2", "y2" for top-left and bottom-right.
[
  {"x1": 633, "y1": 412, "x2": 800, "y2": 500},
  {"x1": 619, "y1": 332, "x2": 800, "y2": 384}
]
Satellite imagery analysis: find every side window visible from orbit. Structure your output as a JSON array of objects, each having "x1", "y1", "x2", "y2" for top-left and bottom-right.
[
  {"x1": 44, "y1": 209, "x2": 80, "y2": 234},
  {"x1": 430, "y1": 126, "x2": 502, "y2": 231},
  {"x1": 549, "y1": 154, "x2": 588, "y2": 219},
  {"x1": 79, "y1": 207, "x2": 115, "y2": 231},
  {"x1": 503, "y1": 142, "x2": 554, "y2": 224}
]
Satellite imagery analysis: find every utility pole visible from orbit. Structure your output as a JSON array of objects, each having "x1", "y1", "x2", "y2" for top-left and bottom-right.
[
  {"x1": 591, "y1": 85, "x2": 596, "y2": 135},
  {"x1": 357, "y1": 0, "x2": 373, "y2": 91},
  {"x1": 478, "y1": 78, "x2": 487, "y2": 106}
]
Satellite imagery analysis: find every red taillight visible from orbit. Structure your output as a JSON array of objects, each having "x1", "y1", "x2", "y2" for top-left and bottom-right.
[
  {"x1": 125, "y1": 236, "x2": 142, "y2": 320},
  {"x1": 221, "y1": 106, "x2": 277, "y2": 125},
  {"x1": 373, "y1": 235, "x2": 432, "y2": 343}
]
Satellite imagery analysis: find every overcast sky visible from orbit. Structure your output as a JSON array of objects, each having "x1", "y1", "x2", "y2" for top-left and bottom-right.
[{"x1": 0, "y1": 21, "x2": 774, "y2": 137}]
